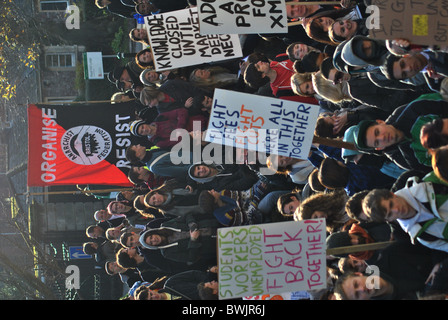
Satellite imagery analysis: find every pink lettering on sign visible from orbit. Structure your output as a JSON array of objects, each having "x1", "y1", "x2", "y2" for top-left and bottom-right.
[
  {"x1": 262, "y1": 220, "x2": 325, "y2": 291},
  {"x1": 262, "y1": 228, "x2": 305, "y2": 291},
  {"x1": 304, "y1": 220, "x2": 324, "y2": 289}
]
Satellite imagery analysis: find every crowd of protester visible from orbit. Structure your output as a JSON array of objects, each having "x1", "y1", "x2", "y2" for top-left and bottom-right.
[{"x1": 83, "y1": 0, "x2": 448, "y2": 300}]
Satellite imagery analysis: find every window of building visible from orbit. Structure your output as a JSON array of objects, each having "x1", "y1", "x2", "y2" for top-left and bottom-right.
[
  {"x1": 40, "y1": 0, "x2": 69, "y2": 11},
  {"x1": 45, "y1": 53, "x2": 76, "y2": 68}
]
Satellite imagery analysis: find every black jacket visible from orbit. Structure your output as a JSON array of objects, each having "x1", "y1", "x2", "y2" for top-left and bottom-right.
[
  {"x1": 379, "y1": 94, "x2": 448, "y2": 173},
  {"x1": 163, "y1": 270, "x2": 217, "y2": 300}
]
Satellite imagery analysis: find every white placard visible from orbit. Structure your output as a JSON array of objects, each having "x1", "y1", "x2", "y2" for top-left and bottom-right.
[
  {"x1": 218, "y1": 219, "x2": 327, "y2": 299},
  {"x1": 196, "y1": 0, "x2": 288, "y2": 34},
  {"x1": 204, "y1": 89, "x2": 320, "y2": 160},
  {"x1": 145, "y1": 8, "x2": 243, "y2": 72}
]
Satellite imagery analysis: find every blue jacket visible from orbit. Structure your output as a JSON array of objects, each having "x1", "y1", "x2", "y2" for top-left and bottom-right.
[
  {"x1": 309, "y1": 145, "x2": 396, "y2": 196},
  {"x1": 143, "y1": 149, "x2": 193, "y2": 183}
]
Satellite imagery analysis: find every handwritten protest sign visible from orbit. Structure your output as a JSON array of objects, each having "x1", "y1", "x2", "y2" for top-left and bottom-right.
[
  {"x1": 369, "y1": 0, "x2": 448, "y2": 46},
  {"x1": 144, "y1": 8, "x2": 242, "y2": 72},
  {"x1": 204, "y1": 89, "x2": 320, "y2": 160},
  {"x1": 196, "y1": 0, "x2": 287, "y2": 34},
  {"x1": 217, "y1": 219, "x2": 327, "y2": 300}
]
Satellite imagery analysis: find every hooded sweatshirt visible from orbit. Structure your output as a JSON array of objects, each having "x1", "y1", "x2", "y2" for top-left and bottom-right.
[
  {"x1": 340, "y1": 35, "x2": 388, "y2": 72},
  {"x1": 335, "y1": 37, "x2": 428, "y2": 92},
  {"x1": 139, "y1": 215, "x2": 220, "y2": 265},
  {"x1": 187, "y1": 162, "x2": 259, "y2": 191}
]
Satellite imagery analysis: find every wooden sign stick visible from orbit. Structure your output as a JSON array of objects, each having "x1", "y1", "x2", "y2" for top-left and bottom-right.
[
  {"x1": 327, "y1": 241, "x2": 393, "y2": 256},
  {"x1": 285, "y1": 1, "x2": 341, "y2": 5},
  {"x1": 288, "y1": 20, "x2": 303, "y2": 26},
  {"x1": 313, "y1": 135, "x2": 357, "y2": 150}
]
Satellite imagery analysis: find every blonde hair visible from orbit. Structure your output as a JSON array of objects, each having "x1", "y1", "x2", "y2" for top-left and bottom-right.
[
  {"x1": 111, "y1": 92, "x2": 134, "y2": 104},
  {"x1": 189, "y1": 66, "x2": 237, "y2": 89},
  {"x1": 312, "y1": 71, "x2": 351, "y2": 104},
  {"x1": 290, "y1": 72, "x2": 314, "y2": 97},
  {"x1": 139, "y1": 86, "x2": 162, "y2": 105}
]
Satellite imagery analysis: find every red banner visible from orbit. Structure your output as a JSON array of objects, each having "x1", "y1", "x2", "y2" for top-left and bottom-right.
[{"x1": 27, "y1": 102, "x2": 147, "y2": 187}]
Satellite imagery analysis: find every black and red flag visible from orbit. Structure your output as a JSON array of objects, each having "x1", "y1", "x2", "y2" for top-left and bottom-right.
[{"x1": 27, "y1": 101, "x2": 147, "y2": 187}]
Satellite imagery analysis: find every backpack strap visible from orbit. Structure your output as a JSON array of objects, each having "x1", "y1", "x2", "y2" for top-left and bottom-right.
[{"x1": 415, "y1": 217, "x2": 448, "y2": 242}]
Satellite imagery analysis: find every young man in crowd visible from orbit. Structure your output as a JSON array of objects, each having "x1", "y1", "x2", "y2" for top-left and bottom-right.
[{"x1": 362, "y1": 179, "x2": 448, "y2": 253}]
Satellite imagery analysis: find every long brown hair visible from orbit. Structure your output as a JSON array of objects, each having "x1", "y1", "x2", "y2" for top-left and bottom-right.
[{"x1": 296, "y1": 190, "x2": 348, "y2": 232}]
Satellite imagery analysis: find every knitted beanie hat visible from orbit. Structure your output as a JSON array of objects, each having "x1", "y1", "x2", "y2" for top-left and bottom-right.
[
  {"x1": 326, "y1": 231, "x2": 352, "y2": 257},
  {"x1": 130, "y1": 120, "x2": 145, "y2": 137}
]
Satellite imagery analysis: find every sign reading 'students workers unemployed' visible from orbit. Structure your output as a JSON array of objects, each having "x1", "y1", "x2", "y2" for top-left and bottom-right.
[
  {"x1": 145, "y1": 7, "x2": 243, "y2": 72},
  {"x1": 205, "y1": 89, "x2": 320, "y2": 160},
  {"x1": 217, "y1": 219, "x2": 327, "y2": 300},
  {"x1": 196, "y1": 0, "x2": 287, "y2": 34}
]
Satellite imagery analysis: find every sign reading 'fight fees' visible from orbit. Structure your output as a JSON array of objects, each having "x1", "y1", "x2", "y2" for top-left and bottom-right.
[{"x1": 205, "y1": 89, "x2": 320, "y2": 160}]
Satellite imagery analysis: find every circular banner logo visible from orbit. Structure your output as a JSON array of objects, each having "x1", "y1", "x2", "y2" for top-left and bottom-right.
[{"x1": 61, "y1": 125, "x2": 112, "y2": 165}]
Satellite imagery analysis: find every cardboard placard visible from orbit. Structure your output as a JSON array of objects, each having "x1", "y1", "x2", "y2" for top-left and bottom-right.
[
  {"x1": 218, "y1": 219, "x2": 327, "y2": 299},
  {"x1": 145, "y1": 7, "x2": 243, "y2": 72},
  {"x1": 196, "y1": 0, "x2": 288, "y2": 34},
  {"x1": 204, "y1": 89, "x2": 320, "y2": 160},
  {"x1": 369, "y1": 0, "x2": 448, "y2": 46}
]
